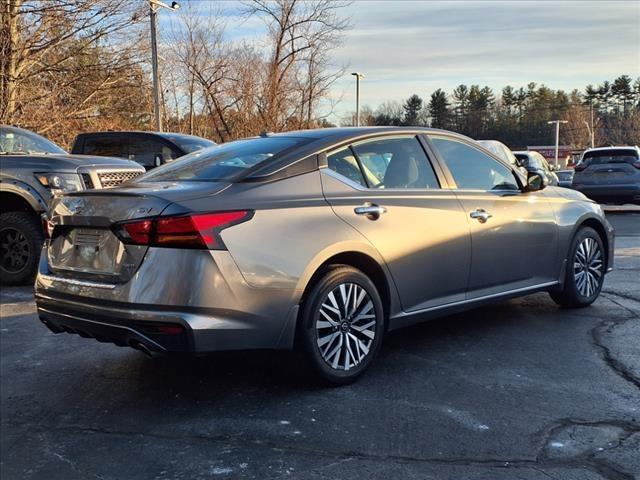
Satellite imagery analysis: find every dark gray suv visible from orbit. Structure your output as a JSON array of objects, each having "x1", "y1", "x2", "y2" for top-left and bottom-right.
[
  {"x1": 0, "y1": 126, "x2": 144, "y2": 285},
  {"x1": 572, "y1": 146, "x2": 640, "y2": 204}
]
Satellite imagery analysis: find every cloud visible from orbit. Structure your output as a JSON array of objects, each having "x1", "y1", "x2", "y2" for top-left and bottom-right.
[{"x1": 328, "y1": 0, "x2": 640, "y2": 119}]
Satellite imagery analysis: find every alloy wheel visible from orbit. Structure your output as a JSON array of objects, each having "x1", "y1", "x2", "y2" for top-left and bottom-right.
[
  {"x1": 315, "y1": 282, "x2": 377, "y2": 371},
  {"x1": 573, "y1": 237, "x2": 603, "y2": 297},
  {"x1": 0, "y1": 227, "x2": 31, "y2": 273}
]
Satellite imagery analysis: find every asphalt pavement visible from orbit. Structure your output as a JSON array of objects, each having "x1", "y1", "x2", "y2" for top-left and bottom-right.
[{"x1": 1, "y1": 213, "x2": 639, "y2": 480}]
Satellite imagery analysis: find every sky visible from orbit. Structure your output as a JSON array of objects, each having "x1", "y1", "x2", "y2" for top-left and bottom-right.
[{"x1": 162, "y1": 0, "x2": 640, "y2": 123}]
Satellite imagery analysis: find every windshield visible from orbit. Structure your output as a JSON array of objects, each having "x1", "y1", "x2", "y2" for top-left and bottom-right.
[
  {"x1": 0, "y1": 127, "x2": 66, "y2": 155},
  {"x1": 164, "y1": 134, "x2": 217, "y2": 154},
  {"x1": 477, "y1": 140, "x2": 518, "y2": 166},
  {"x1": 137, "y1": 136, "x2": 308, "y2": 182},
  {"x1": 582, "y1": 149, "x2": 639, "y2": 165}
]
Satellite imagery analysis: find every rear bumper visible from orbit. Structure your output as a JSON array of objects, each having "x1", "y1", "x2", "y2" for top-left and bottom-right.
[
  {"x1": 36, "y1": 291, "x2": 300, "y2": 353},
  {"x1": 35, "y1": 247, "x2": 301, "y2": 353},
  {"x1": 573, "y1": 184, "x2": 640, "y2": 200}
]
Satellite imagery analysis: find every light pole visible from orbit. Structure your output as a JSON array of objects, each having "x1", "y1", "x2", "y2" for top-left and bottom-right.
[
  {"x1": 351, "y1": 72, "x2": 364, "y2": 126},
  {"x1": 149, "y1": 0, "x2": 180, "y2": 132},
  {"x1": 583, "y1": 120, "x2": 594, "y2": 149},
  {"x1": 547, "y1": 120, "x2": 568, "y2": 169}
]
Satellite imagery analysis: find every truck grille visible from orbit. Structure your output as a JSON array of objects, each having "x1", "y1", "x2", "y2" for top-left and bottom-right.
[
  {"x1": 81, "y1": 173, "x2": 94, "y2": 189},
  {"x1": 98, "y1": 170, "x2": 142, "y2": 188}
]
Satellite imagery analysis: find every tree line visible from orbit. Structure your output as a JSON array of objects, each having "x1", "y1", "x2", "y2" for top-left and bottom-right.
[
  {"x1": 1, "y1": 1, "x2": 637, "y2": 150},
  {"x1": 345, "y1": 75, "x2": 640, "y2": 149}
]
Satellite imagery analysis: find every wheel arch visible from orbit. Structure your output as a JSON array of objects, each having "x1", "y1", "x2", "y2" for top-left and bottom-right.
[
  {"x1": 295, "y1": 246, "x2": 400, "y2": 331},
  {"x1": 574, "y1": 215, "x2": 610, "y2": 268},
  {"x1": 0, "y1": 184, "x2": 47, "y2": 215}
]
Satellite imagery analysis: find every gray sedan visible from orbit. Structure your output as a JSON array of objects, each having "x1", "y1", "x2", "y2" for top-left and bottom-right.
[{"x1": 35, "y1": 127, "x2": 614, "y2": 384}]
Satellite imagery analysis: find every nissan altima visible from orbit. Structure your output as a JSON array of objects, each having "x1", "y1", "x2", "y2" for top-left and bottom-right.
[{"x1": 35, "y1": 127, "x2": 614, "y2": 384}]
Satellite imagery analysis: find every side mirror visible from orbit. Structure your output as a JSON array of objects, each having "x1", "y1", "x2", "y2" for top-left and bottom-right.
[{"x1": 525, "y1": 171, "x2": 547, "y2": 192}]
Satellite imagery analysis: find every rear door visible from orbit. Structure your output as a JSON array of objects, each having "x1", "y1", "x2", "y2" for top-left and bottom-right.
[
  {"x1": 321, "y1": 134, "x2": 471, "y2": 313},
  {"x1": 427, "y1": 134, "x2": 559, "y2": 298}
]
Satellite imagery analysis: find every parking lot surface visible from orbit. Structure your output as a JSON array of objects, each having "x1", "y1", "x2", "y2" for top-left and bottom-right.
[{"x1": 1, "y1": 213, "x2": 639, "y2": 480}]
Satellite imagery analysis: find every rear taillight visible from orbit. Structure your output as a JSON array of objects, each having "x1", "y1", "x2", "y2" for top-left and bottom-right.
[
  {"x1": 633, "y1": 160, "x2": 640, "y2": 169},
  {"x1": 114, "y1": 211, "x2": 252, "y2": 250}
]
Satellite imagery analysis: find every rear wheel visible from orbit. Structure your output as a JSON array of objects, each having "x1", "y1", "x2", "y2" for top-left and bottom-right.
[
  {"x1": 549, "y1": 226, "x2": 605, "y2": 308},
  {"x1": 0, "y1": 211, "x2": 43, "y2": 285},
  {"x1": 299, "y1": 266, "x2": 385, "y2": 385}
]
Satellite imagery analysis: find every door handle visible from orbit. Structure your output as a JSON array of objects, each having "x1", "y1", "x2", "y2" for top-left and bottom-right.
[
  {"x1": 354, "y1": 203, "x2": 387, "y2": 220},
  {"x1": 470, "y1": 209, "x2": 492, "y2": 223}
]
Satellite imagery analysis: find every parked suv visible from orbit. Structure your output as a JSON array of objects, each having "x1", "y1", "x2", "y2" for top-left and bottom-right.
[
  {"x1": 0, "y1": 125, "x2": 144, "y2": 285},
  {"x1": 71, "y1": 131, "x2": 216, "y2": 169},
  {"x1": 572, "y1": 146, "x2": 640, "y2": 204},
  {"x1": 513, "y1": 150, "x2": 559, "y2": 186}
]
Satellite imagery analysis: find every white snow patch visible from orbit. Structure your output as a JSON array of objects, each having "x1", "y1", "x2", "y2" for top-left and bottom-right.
[
  {"x1": 210, "y1": 466, "x2": 233, "y2": 475},
  {"x1": 279, "y1": 420, "x2": 290, "y2": 425},
  {"x1": 550, "y1": 442, "x2": 565, "y2": 448}
]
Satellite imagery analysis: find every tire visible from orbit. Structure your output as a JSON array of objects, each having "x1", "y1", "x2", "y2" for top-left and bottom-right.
[
  {"x1": 549, "y1": 226, "x2": 605, "y2": 308},
  {"x1": 299, "y1": 266, "x2": 385, "y2": 385},
  {"x1": 0, "y1": 211, "x2": 43, "y2": 286}
]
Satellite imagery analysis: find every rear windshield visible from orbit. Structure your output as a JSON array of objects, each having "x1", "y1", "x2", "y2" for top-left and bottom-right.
[
  {"x1": 582, "y1": 149, "x2": 639, "y2": 165},
  {"x1": 137, "y1": 136, "x2": 307, "y2": 182},
  {"x1": 164, "y1": 134, "x2": 216, "y2": 153}
]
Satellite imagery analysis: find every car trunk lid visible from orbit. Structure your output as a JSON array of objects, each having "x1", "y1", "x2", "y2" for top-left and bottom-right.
[{"x1": 46, "y1": 181, "x2": 229, "y2": 283}]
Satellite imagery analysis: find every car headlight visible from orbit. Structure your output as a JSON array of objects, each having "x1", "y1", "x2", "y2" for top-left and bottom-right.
[{"x1": 35, "y1": 173, "x2": 84, "y2": 194}]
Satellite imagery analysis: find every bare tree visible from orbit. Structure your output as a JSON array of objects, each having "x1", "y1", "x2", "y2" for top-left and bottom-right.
[
  {"x1": 1, "y1": 0, "x2": 149, "y2": 145},
  {"x1": 243, "y1": 0, "x2": 350, "y2": 131}
]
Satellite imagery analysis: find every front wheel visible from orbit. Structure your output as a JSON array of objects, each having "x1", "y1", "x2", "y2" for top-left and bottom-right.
[
  {"x1": 0, "y1": 211, "x2": 43, "y2": 286},
  {"x1": 549, "y1": 226, "x2": 605, "y2": 308},
  {"x1": 299, "y1": 266, "x2": 385, "y2": 385}
]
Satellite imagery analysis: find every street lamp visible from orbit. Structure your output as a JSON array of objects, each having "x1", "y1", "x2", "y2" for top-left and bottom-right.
[
  {"x1": 149, "y1": 0, "x2": 180, "y2": 132},
  {"x1": 351, "y1": 72, "x2": 365, "y2": 126},
  {"x1": 547, "y1": 120, "x2": 568, "y2": 169}
]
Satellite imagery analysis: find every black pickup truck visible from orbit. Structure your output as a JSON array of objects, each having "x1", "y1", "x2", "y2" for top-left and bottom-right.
[
  {"x1": 0, "y1": 125, "x2": 144, "y2": 285},
  {"x1": 71, "y1": 131, "x2": 216, "y2": 169}
]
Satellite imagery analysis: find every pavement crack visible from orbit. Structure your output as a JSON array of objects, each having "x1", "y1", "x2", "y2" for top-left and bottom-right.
[{"x1": 590, "y1": 321, "x2": 640, "y2": 390}]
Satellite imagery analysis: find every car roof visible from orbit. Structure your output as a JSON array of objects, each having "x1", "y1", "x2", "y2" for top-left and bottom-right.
[
  {"x1": 267, "y1": 126, "x2": 472, "y2": 142},
  {"x1": 583, "y1": 146, "x2": 639, "y2": 153}
]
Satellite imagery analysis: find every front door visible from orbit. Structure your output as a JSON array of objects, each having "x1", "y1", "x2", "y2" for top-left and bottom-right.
[
  {"x1": 428, "y1": 134, "x2": 559, "y2": 299},
  {"x1": 321, "y1": 134, "x2": 471, "y2": 312}
]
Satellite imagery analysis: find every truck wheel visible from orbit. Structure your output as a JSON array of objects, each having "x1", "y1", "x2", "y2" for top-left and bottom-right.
[{"x1": 0, "y1": 211, "x2": 43, "y2": 285}]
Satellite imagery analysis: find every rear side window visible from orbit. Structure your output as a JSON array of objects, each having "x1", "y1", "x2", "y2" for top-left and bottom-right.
[
  {"x1": 326, "y1": 136, "x2": 440, "y2": 190},
  {"x1": 327, "y1": 148, "x2": 367, "y2": 187},
  {"x1": 81, "y1": 136, "x2": 127, "y2": 158},
  {"x1": 352, "y1": 136, "x2": 440, "y2": 189},
  {"x1": 129, "y1": 136, "x2": 179, "y2": 165},
  {"x1": 582, "y1": 149, "x2": 639, "y2": 165},
  {"x1": 138, "y1": 137, "x2": 307, "y2": 182}
]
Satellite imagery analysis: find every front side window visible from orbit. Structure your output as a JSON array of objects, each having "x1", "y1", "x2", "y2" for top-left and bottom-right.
[
  {"x1": 352, "y1": 136, "x2": 440, "y2": 189},
  {"x1": 430, "y1": 136, "x2": 519, "y2": 191}
]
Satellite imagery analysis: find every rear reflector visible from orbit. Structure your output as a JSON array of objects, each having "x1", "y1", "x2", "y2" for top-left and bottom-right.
[{"x1": 114, "y1": 211, "x2": 252, "y2": 250}]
